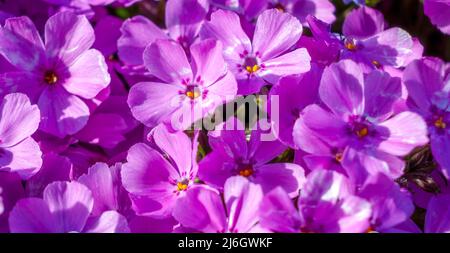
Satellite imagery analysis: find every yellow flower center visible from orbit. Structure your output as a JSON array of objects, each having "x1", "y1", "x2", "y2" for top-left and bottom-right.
[
  {"x1": 356, "y1": 127, "x2": 369, "y2": 138},
  {"x1": 245, "y1": 64, "x2": 260, "y2": 74},
  {"x1": 44, "y1": 71, "x2": 58, "y2": 85},
  {"x1": 345, "y1": 40, "x2": 357, "y2": 51},
  {"x1": 177, "y1": 181, "x2": 189, "y2": 191},
  {"x1": 238, "y1": 165, "x2": 254, "y2": 177},
  {"x1": 435, "y1": 117, "x2": 446, "y2": 129}
]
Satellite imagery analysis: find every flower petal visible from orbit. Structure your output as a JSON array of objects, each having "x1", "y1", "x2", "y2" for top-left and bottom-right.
[
  {"x1": 38, "y1": 86, "x2": 90, "y2": 137},
  {"x1": 64, "y1": 49, "x2": 110, "y2": 99},
  {"x1": 43, "y1": 181, "x2": 94, "y2": 233},
  {"x1": 200, "y1": 10, "x2": 252, "y2": 64},
  {"x1": 173, "y1": 185, "x2": 227, "y2": 233},
  {"x1": 45, "y1": 12, "x2": 95, "y2": 66},
  {"x1": 319, "y1": 60, "x2": 364, "y2": 118},
  {"x1": 8, "y1": 198, "x2": 59, "y2": 233},
  {"x1": 83, "y1": 211, "x2": 130, "y2": 233},
  {"x1": 252, "y1": 9, "x2": 302, "y2": 61},
  {"x1": 0, "y1": 137, "x2": 42, "y2": 180},
  {"x1": 143, "y1": 39, "x2": 192, "y2": 83},
  {"x1": 117, "y1": 15, "x2": 168, "y2": 66},
  {"x1": 127, "y1": 82, "x2": 183, "y2": 128},
  {"x1": 0, "y1": 93, "x2": 40, "y2": 147}
]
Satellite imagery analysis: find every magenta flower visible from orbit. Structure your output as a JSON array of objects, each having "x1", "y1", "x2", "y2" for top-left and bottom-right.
[
  {"x1": 294, "y1": 60, "x2": 429, "y2": 185},
  {"x1": 8, "y1": 181, "x2": 129, "y2": 233},
  {"x1": 259, "y1": 170, "x2": 372, "y2": 233},
  {"x1": 199, "y1": 117, "x2": 305, "y2": 197},
  {"x1": 173, "y1": 176, "x2": 265, "y2": 233},
  {"x1": 201, "y1": 9, "x2": 311, "y2": 94},
  {"x1": 127, "y1": 38, "x2": 237, "y2": 130},
  {"x1": 424, "y1": 0, "x2": 450, "y2": 35},
  {"x1": 340, "y1": 9, "x2": 414, "y2": 70},
  {"x1": 121, "y1": 124, "x2": 198, "y2": 218},
  {"x1": 0, "y1": 93, "x2": 42, "y2": 179},
  {"x1": 403, "y1": 57, "x2": 450, "y2": 178},
  {"x1": 0, "y1": 12, "x2": 110, "y2": 137}
]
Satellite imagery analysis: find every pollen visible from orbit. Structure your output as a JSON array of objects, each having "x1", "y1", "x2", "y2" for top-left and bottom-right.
[
  {"x1": 435, "y1": 117, "x2": 446, "y2": 129},
  {"x1": 245, "y1": 64, "x2": 260, "y2": 74},
  {"x1": 186, "y1": 90, "x2": 201, "y2": 99},
  {"x1": 335, "y1": 152, "x2": 343, "y2": 163},
  {"x1": 185, "y1": 85, "x2": 201, "y2": 99},
  {"x1": 345, "y1": 40, "x2": 357, "y2": 51},
  {"x1": 177, "y1": 181, "x2": 189, "y2": 191},
  {"x1": 356, "y1": 127, "x2": 369, "y2": 138},
  {"x1": 238, "y1": 166, "x2": 254, "y2": 177},
  {"x1": 372, "y1": 60, "x2": 381, "y2": 68},
  {"x1": 44, "y1": 71, "x2": 58, "y2": 85}
]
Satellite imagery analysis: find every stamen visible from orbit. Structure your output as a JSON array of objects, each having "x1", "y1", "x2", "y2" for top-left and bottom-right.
[
  {"x1": 238, "y1": 165, "x2": 254, "y2": 177},
  {"x1": 44, "y1": 71, "x2": 58, "y2": 85},
  {"x1": 185, "y1": 85, "x2": 201, "y2": 99},
  {"x1": 344, "y1": 39, "x2": 357, "y2": 51},
  {"x1": 435, "y1": 116, "x2": 446, "y2": 129},
  {"x1": 176, "y1": 180, "x2": 189, "y2": 191},
  {"x1": 372, "y1": 60, "x2": 381, "y2": 68},
  {"x1": 243, "y1": 57, "x2": 260, "y2": 75},
  {"x1": 245, "y1": 64, "x2": 260, "y2": 74},
  {"x1": 356, "y1": 127, "x2": 369, "y2": 138}
]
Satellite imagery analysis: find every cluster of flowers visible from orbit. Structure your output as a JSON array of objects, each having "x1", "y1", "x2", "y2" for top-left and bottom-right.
[{"x1": 0, "y1": 0, "x2": 449, "y2": 233}]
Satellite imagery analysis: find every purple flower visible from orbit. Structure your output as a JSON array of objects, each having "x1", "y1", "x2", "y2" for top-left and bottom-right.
[
  {"x1": 270, "y1": 0, "x2": 336, "y2": 26},
  {"x1": 0, "y1": 12, "x2": 110, "y2": 137},
  {"x1": 294, "y1": 60, "x2": 429, "y2": 185},
  {"x1": 201, "y1": 9, "x2": 311, "y2": 94},
  {"x1": 127, "y1": 38, "x2": 237, "y2": 130},
  {"x1": 173, "y1": 176, "x2": 265, "y2": 233},
  {"x1": 118, "y1": 0, "x2": 209, "y2": 69},
  {"x1": 8, "y1": 181, "x2": 129, "y2": 233},
  {"x1": 0, "y1": 93, "x2": 42, "y2": 179},
  {"x1": 424, "y1": 0, "x2": 450, "y2": 35},
  {"x1": 199, "y1": 117, "x2": 305, "y2": 197},
  {"x1": 403, "y1": 57, "x2": 450, "y2": 178},
  {"x1": 259, "y1": 169, "x2": 371, "y2": 233},
  {"x1": 121, "y1": 124, "x2": 198, "y2": 218}
]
